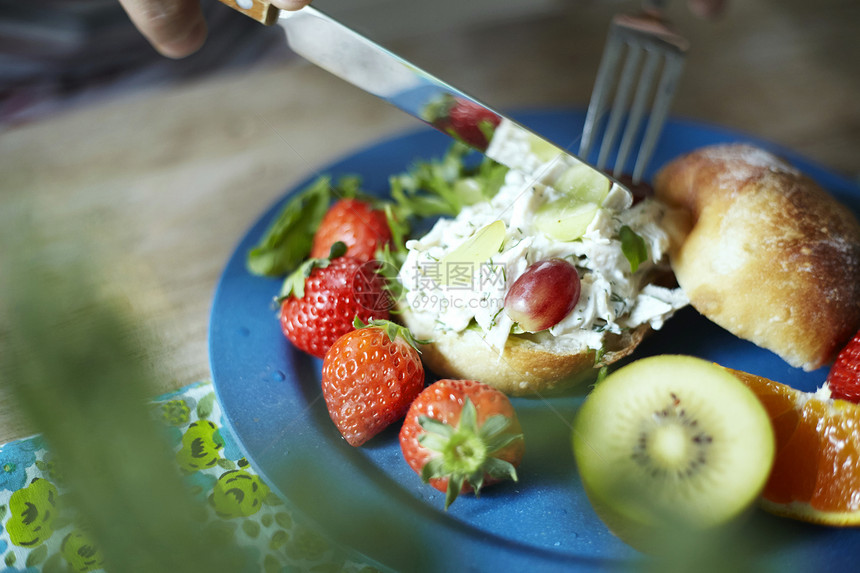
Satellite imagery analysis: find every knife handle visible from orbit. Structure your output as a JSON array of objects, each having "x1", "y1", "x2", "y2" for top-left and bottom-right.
[{"x1": 218, "y1": 0, "x2": 279, "y2": 25}]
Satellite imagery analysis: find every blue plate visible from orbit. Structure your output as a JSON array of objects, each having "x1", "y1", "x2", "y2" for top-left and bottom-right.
[{"x1": 209, "y1": 110, "x2": 860, "y2": 572}]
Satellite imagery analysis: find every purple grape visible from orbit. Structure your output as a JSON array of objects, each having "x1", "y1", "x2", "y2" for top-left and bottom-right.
[{"x1": 504, "y1": 259, "x2": 581, "y2": 332}]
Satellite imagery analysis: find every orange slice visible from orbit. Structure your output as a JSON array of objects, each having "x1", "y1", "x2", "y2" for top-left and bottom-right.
[{"x1": 727, "y1": 368, "x2": 860, "y2": 526}]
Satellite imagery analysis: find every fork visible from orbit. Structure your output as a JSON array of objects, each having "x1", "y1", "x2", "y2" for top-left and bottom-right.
[{"x1": 579, "y1": 0, "x2": 689, "y2": 184}]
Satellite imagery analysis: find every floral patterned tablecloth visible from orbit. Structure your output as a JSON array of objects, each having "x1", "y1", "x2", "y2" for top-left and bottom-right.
[{"x1": 0, "y1": 381, "x2": 379, "y2": 573}]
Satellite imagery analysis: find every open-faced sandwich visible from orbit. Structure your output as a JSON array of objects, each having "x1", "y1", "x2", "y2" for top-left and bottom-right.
[{"x1": 395, "y1": 143, "x2": 689, "y2": 396}]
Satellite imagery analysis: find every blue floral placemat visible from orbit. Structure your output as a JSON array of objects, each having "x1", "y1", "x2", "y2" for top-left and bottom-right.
[{"x1": 0, "y1": 381, "x2": 379, "y2": 573}]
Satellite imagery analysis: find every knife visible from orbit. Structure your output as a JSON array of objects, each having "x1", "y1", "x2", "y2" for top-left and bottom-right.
[{"x1": 217, "y1": 1, "x2": 624, "y2": 194}]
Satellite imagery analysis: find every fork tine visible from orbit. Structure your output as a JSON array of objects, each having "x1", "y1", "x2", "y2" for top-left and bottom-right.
[
  {"x1": 596, "y1": 43, "x2": 644, "y2": 171},
  {"x1": 579, "y1": 27, "x2": 625, "y2": 160},
  {"x1": 583, "y1": 9, "x2": 687, "y2": 184},
  {"x1": 631, "y1": 51, "x2": 685, "y2": 183},
  {"x1": 613, "y1": 48, "x2": 661, "y2": 177}
]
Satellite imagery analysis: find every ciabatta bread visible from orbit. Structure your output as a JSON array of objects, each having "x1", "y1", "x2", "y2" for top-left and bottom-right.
[
  {"x1": 399, "y1": 306, "x2": 650, "y2": 396},
  {"x1": 654, "y1": 144, "x2": 860, "y2": 371}
]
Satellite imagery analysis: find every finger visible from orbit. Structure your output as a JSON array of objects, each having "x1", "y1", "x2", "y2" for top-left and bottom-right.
[
  {"x1": 119, "y1": 0, "x2": 208, "y2": 58},
  {"x1": 270, "y1": 0, "x2": 313, "y2": 10},
  {"x1": 687, "y1": 0, "x2": 727, "y2": 19}
]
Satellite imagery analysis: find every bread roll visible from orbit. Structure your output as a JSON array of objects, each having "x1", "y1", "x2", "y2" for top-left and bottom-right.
[
  {"x1": 400, "y1": 305, "x2": 650, "y2": 396},
  {"x1": 654, "y1": 144, "x2": 860, "y2": 371}
]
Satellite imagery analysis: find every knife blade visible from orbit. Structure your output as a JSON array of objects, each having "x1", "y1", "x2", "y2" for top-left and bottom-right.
[{"x1": 218, "y1": 1, "x2": 624, "y2": 194}]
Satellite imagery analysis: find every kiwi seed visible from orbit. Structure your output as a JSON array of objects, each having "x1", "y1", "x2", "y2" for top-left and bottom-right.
[{"x1": 631, "y1": 392, "x2": 714, "y2": 479}]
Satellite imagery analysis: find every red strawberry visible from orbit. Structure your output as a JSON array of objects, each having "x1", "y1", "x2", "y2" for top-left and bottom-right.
[
  {"x1": 310, "y1": 198, "x2": 392, "y2": 263},
  {"x1": 399, "y1": 378, "x2": 525, "y2": 508},
  {"x1": 278, "y1": 247, "x2": 392, "y2": 359},
  {"x1": 321, "y1": 319, "x2": 425, "y2": 446},
  {"x1": 423, "y1": 95, "x2": 501, "y2": 150},
  {"x1": 447, "y1": 99, "x2": 501, "y2": 150},
  {"x1": 826, "y1": 329, "x2": 860, "y2": 403}
]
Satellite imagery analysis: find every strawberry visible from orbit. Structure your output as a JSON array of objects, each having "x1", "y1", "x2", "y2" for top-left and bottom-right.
[
  {"x1": 278, "y1": 244, "x2": 392, "y2": 359},
  {"x1": 447, "y1": 99, "x2": 501, "y2": 149},
  {"x1": 423, "y1": 95, "x2": 501, "y2": 150},
  {"x1": 321, "y1": 319, "x2": 425, "y2": 446},
  {"x1": 310, "y1": 198, "x2": 392, "y2": 263},
  {"x1": 399, "y1": 378, "x2": 525, "y2": 508},
  {"x1": 826, "y1": 328, "x2": 860, "y2": 403}
]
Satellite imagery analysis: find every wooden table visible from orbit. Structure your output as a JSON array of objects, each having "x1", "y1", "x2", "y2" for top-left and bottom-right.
[{"x1": 2, "y1": 0, "x2": 858, "y2": 443}]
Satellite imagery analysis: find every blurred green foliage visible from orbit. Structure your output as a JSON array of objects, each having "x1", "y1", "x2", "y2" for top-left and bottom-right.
[{"x1": 0, "y1": 225, "x2": 249, "y2": 572}]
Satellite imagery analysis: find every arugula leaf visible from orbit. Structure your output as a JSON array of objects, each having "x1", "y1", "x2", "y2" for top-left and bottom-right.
[
  {"x1": 376, "y1": 247, "x2": 407, "y2": 312},
  {"x1": 388, "y1": 143, "x2": 508, "y2": 232},
  {"x1": 246, "y1": 176, "x2": 361, "y2": 277},
  {"x1": 619, "y1": 225, "x2": 648, "y2": 273},
  {"x1": 473, "y1": 153, "x2": 508, "y2": 199}
]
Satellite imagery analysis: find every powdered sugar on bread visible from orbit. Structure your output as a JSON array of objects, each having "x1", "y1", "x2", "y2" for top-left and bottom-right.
[
  {"x1": 699, "y1": 144, "x2": 799, "y2": 185},
  {"x1": 655, "y1": 143, "x2": 860, "y2": 371}
]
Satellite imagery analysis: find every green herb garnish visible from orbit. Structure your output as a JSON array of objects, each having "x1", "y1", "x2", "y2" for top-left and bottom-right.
[{"x1": 619, "y1": 225, "x2": 648, "y2": 273}]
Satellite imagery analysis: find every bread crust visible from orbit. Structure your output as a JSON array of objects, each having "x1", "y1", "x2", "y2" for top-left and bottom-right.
[
  {"x1": 654, "y1": 144, "x2": 860, "y2": 371},
  {"x1": 399, "y1": 306, "x2": 649, "y2": 396}
]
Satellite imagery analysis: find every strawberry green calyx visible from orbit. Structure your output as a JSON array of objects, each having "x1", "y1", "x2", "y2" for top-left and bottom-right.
[
  {"x1": 277, "y1": 242, "x2": 348, "y2": 301},
  {"x1": 326, "y1": 241, "x2": 348, "y2": 260},
  {"x1": 352, "y1": 317, "x2": 428, "y2": 352},
  {"x1": 418, "y1": 398, "x2": 522, "y2": 509}
]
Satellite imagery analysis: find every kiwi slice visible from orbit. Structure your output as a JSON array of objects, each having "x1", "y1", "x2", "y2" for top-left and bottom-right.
[{"x1": 572, "y1": 355, "x2": 775, "y2": 553}]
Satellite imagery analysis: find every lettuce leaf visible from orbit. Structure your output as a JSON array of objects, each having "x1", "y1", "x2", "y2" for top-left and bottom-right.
[{"x1": 246, "y1": 176, "x2": 360, "y2": 277}]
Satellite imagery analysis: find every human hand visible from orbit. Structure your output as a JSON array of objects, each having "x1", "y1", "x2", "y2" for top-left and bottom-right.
[
  {"x1": 687, "y1": 0, "x2": 727, "y2": 19},
  {"x1": 119, "y1": 0, "x2": 313, "y2": 59}
]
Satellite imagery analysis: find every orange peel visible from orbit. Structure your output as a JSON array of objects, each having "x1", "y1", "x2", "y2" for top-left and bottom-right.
[{"x1": 728, "y1": 368, "x2": 860, "y2": 526}]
